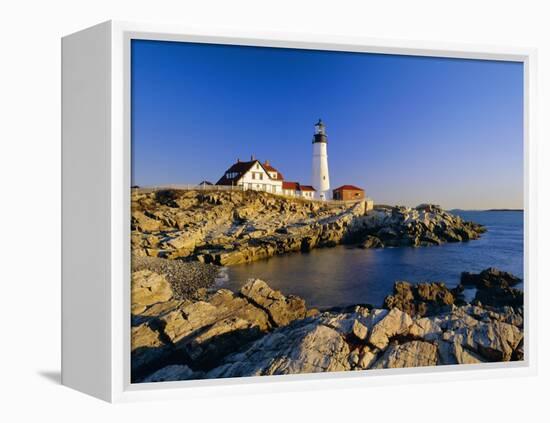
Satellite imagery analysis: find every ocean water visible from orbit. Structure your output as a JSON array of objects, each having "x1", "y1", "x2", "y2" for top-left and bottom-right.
[{"x1": 221, "y1": 211, "x2": 524, "y2": 309}]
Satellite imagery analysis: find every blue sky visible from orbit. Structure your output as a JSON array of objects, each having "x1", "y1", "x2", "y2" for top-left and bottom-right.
[{"x1": 131, "y1": 39, "x2": 523, "y2": 209}]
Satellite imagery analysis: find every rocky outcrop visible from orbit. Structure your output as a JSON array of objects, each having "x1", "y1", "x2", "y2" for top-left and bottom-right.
[
  {"x1": 351, "y1": 204, "x2": 485, "y2": 248},
  {"x1": 131, "y1": 189, "x2": 366, "y2": 265},
  {"x1": 383, "y1": 281, "x2": 461, "y2": 317},
  {"x1": 240, "y1": 279, "x2": 307, "y2": 326},
  {"x1": 131, "y1": 190, "x2": 484, "y2": 266},
  {"x1": 461, "y1": 267, "x2": 521, "y2": 289},
  {"x1": 132, "y1": 272, "x2": 524, "y2": 383},
  {"x1": 372, "y1": 340, "x2": 438, "y2": 369},
  {"x1": 131, "y1": 270, "x2": 173, "y2": 314},
  {"x1": 130, "y1": 275, "x2": 310, "y2": 381},
  {"x1": 461, "y1": 268, "x2": 523, "y2": 308}
]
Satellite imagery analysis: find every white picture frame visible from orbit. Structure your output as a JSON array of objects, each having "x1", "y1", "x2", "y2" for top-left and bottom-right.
[{"x1": 61, "y1": 20, "x2": 538, "y2": 403}]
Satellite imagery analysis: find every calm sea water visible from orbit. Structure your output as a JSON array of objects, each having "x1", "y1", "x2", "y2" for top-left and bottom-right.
[{"x1": 221, "y1": 211, "x2": 524, "y2": 309}]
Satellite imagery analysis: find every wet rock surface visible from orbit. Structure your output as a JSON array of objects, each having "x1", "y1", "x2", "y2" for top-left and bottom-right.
[
  {"x1": 461, "y1": 268, "x2": 524, "y2": 308},
  {"x1": 131, "y1": 268, "x2": 523, "y2": 383}
]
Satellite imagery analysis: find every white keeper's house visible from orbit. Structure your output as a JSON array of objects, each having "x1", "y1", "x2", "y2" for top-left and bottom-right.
[{"x1": 216, "y1": 157, "x2": 316, "y2": 199}]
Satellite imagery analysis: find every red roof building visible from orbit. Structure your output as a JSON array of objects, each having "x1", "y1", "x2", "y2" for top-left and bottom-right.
[
  {"x1": 282, "y1": 181, "x2": 300, "y2": 191},
  {"x1": 333, "y1": 185, "x2": 365, "y2": 201},
  {"x1": 282, "y1": 181, "x2": 316, "y2": 199},
  {"x1": 262, "y1": 160, "x2": 284, "y2": 181},
  {"x1": 215, "y1": 157, "x2": 319, "y2": 200}
]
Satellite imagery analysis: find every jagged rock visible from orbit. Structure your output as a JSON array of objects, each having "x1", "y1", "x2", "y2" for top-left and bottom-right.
[
  {"x1": 131, "y1": 323, "x2": 164, "y2": 351},
  {"x1": 357, "y1": 346, "x2": 378, "y2": 369},
  {"x1": 160, "y1": 290, "x2": 271, "y2": 345},
  {"x1": 384, "y1": 281, "x2": 456, "y2": 317},
  {"x1": 132, "y1": 189, "x2": 365, "y2": 265},
  {"x1": 132, "y1": 190, "x2": 484, "y2": 264},
  {"x1": 350, "y1": 204, "x2": 485, "y2": 250},
  {"x1": 207, "y1": 321, "x2": 352, "y2": 378},
  {"x1": 461, "y1": 267, "x2": 521, "y2": 289},
  {"x1": 142, "y1": 365, "x2": 197, "y2": 382},
  {"x1": 461, "y1": 268, "x2": 523, "y2": 308},
  {"x1": 240, "y1": 279, "x2": 306, "y2": 327},
  {"x1": 457, "y1": 320, "x2": 523, "y2": 362},
  {"x1": 372, "y1": 340, "x2": 438, "y2": 368},
  {"x1": 474, "y1": 286, "x2": 523, "y2": 308},
  {"x1": 131, "y1": 323, "x2": 170, "y2": 380},
  {"x1": 359, "y1": 235, "x2": 384, "y2": 249},
  {"x1": 351, "y1": 320, "x2": 369, "y2": 341},
  {"x1": 409, "y1": 317, "x2": 443, "y2": 341},
  {"x1": 369, "y1": 308, "x2": 413, "y2": 350},
  {"x1": 130, "y1": 276, "x2": 524, "y2": 382},
  {"x1": 132, "y1": 211, "x2": 161, "y2": 232},
  {"x1": 131, "y1": 270, "x2": 173, "y2": 309}
]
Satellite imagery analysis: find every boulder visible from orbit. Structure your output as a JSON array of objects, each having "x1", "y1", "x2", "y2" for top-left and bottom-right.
[
  {"x1": 351, "y1": 319, "x2": 369, "y2": 341},
  {"x1": 384, "y1": 281, "x2": 456, "y2": 317},
  {"x1": 207, "y1": 320, "x2": 352, "y2": 378},
  {"x1": 240, "y1": 279, "x2": 307, "y2": 327},
  {"x1": 359, "y1": 235, "x2": 384, "y2": 249},
  {"x1": 461, "y1": 321, "x2": 523, "y2": 362},
  {"x1": 132, "y1": 211, "x2": 161, "y2": 232},
  {"x1": 131, "y1": 270, "x2": 173, "y2": 309},
  {"x1": 461, "y1": 268, "x2": 521, "y2": 289},
  {"x1": 409, "y1": 317, "x2": 443, "y2": 341},
  {"x1": 142, "y1": 365, "x2": 197, "y2": 383},
  {"x1": 357, "y1": 346, "x2": 378, "y2": 369},
  {"x1": 369, "y1": 308, "x2": 413, "y2": 350},
  {"x1": 131, "y1": 323, "x2": 171, "y2": 380},
  {"x1": 372, "y1": 340, "x2": 438, "y2": 368},
  {"x1": 474, "y1": 286, "x2": 523, "y2": 308}
]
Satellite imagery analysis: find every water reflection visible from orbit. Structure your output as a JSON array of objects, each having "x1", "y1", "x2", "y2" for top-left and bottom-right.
[{"x1": 223, "y1": 211, "x2": 523, "y2": 309}]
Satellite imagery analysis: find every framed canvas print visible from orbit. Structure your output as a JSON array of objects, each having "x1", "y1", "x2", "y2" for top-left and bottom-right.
[{"x1": 61, "y1": 21, "x2": 537, "y2": 402}]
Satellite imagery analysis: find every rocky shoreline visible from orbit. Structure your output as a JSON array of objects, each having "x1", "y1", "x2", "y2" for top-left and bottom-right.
[
  {"x1": 131, "y1": 189, "x2": 486, "y2": 266},
  {"x1": 131, "y1": 267, "x2": 524, "y2": 383}
]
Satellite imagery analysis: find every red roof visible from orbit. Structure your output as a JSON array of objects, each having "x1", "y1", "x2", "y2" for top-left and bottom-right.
[
  {"x1": 333, "y1": 184, "x2": 364, "y2": 192},
  {"x1": 262, "y1": 161, "x2": 284, "y2": 180},
  {"x1": 282, "y1": 181, "x2": 300, "y2": 190},
  {"x1": 282, "y1": 182, "x2": 316, "y2": 192}
]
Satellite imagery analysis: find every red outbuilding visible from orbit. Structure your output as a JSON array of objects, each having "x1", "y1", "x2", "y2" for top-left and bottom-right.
[{"x1": 332, "y1": 185, "x2": 365, "y2": 201}]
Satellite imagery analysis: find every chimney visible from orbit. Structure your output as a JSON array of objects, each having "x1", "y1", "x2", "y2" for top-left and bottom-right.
[
  {"x1": 251, "y1": 154, "x2": 255, "y2": 161},
  {"x1": 264, "y1": 160, "x2": 270, "y2": 166},
  {"x1": 236, "y1": 158, "x2": 240, "y2": 163}
]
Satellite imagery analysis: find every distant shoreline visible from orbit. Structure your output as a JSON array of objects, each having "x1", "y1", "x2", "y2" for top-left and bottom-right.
[{"x1": 450, "y1": 208, "x2": 523, "y2": 213}]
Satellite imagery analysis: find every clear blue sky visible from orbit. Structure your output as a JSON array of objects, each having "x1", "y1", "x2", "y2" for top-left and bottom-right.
[{"x1": 131, "y1": 39, "x2": 523, "y2": 210}]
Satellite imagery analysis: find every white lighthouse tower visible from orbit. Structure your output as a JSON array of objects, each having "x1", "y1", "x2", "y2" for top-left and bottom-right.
[{"x1": 311, "y1": 119, "x2": 331, "y2": 200}]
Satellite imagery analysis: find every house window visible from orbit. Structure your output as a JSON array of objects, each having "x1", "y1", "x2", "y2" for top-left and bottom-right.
[
  {"x1": 259, "y1": 173, "x2": 263, "y2": 180},
  {"x1": 252, "y1": 173, "x2": 256, "y2": 180}
]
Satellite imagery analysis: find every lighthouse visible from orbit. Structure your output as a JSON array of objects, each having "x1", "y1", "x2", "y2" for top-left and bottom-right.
[{"x1": 311, "y1": 119, "x2": 331, "y2": 200}]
